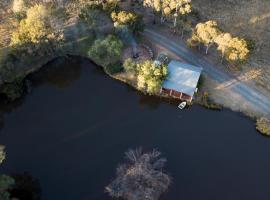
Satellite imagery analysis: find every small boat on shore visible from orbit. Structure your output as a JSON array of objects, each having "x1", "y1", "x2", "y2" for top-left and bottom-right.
[{"x1": 178, "y1": 102, "x2": 187, "y2": 109}]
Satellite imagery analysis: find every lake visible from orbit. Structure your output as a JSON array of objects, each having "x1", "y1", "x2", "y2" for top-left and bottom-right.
[{"x1": 1, "y1": 57, "x2": 270, "y2": 200}]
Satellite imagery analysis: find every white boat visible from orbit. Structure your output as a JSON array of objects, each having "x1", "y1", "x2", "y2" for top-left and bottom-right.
[{"x1": 178, "y1": 102, "x2": 187, "y2": 109}]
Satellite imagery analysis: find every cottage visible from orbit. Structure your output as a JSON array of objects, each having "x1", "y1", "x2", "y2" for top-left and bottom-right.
[{"x1": 161, "y1": 60, "x2": 203, "y2": 102}]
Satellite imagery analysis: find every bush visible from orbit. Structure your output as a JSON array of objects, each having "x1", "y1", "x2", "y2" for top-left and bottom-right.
[
  {"x1": 87, "y1": 35, "x2": 123, "y2": 66},
  {"x1": 256, "y1": 117, "x2": 270, "y2": 136},
  {"x1": 1, "y1": 77, "x2": 25, "y2": 101},
  {"x1": 105, "y1": 61, "x2": 123, "y2": 75},
  {"x1": 123, "y1": 58, "x2": 137, "y2": 74},
  {"x1": 111, "y1": 11, "x2": 144, "y2": 33}
]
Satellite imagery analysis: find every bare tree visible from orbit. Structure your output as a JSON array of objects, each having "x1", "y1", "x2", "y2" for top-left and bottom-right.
[{"x1": 106, "y1": 147, "x2": 171, "y2": 200}]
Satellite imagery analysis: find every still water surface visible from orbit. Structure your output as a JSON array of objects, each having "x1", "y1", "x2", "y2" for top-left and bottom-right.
[{"x1": 1, "y1": 57, "x2": 270, "y2": 200}]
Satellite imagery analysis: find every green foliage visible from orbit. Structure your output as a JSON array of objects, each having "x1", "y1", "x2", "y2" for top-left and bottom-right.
[
  {"x1": 0, "y1": 145, "x2": 6, "y2": 164},
  {"x1": 1, "y1": 77, "x2": 24, "y2": 101},
  {"x1": 79, "y1": 5, "x2": 103, "y2": 26},
  {"x1": 123, "y1": 58, "x2": 137, "y2": 74},
  {"x1": 87, "y1": 35, "x2": 123, "y2": 66},
  {"x1": 10, "y1": 4, "x2": 64, "y2": 56},
  {"x1": 105, "y1": 61, "x2": 123, "y2": 74},
  {"x1": 256, "y1": 117, "x2": 270, "y2": 136},
  {"x1": 136, "y1": 60, "x2": 168, "y2": 94},
  {"x1": 111, "y1": 11, "x2": 144, "y2": 33},
  {"x1": 198, "y1": 91, "x2": 222, "y2": 110},
  {"x1": 0, "y1": 175, "x2": 16, "y2": 200}
]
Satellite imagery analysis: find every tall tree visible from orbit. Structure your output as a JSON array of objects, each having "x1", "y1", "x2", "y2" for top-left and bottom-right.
[
  {"x1": 215, "y1": 33, "x2": 232, "y2": 62},
  {"x1": 136, "y1": 60, "x2": 168, "y2": 94},
  {"x1": 111, "y1": 11, "x2": 144, "y2": 33},
  {"x1": 11, "y1": 4, "x2": 64, "y2": 55},
  {"x1": 190, "y1": 20, "x2": 221, "y2": 54},
  {"x1": 226, "y1": 37, "x2": 249, "y2": 63},
  {"x1": 143, "y1": 0, "x2": 191, "y2": 24}
]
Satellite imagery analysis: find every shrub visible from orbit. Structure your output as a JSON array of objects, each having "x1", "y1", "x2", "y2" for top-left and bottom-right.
[
  {"x1": 111, "y1": 11, "x2": 144, "y2": 33},
  {"x1": 1, "y1": 77, "x2": 25, "y2": 101},
  {"x1": 123, "y1": 58, "x2": 137, "y2": 74},
  {"x1": 87, "y1": 35, "x2": 123, "y2": 66},
  {"x1": 256, "y1": 117, "x2": 270, "y2": 136},
  {"x1": 105, "y1": 61, "x2": 123, "y2": 75}
]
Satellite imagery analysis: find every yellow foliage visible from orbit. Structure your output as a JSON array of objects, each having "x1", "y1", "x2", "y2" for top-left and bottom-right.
[{"x1": 11, "y1": 4, "x2": 54, "y2": 45}]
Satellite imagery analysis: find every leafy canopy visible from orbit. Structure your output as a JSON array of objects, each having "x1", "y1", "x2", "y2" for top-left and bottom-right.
[
  {"x1": 11, "y1": 4, "x2": 64, "y2": 54},
  {"x1": 88, "y1": 35, "x2": 123, "y2": 65},
  {"x1": 137, "y1": 60, "x2": 168, "y2": 94}
]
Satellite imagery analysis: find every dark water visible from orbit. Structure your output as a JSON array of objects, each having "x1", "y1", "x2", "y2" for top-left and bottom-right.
[{"x1": 1, "y1": 57, "x2": 270, "y2": 200}]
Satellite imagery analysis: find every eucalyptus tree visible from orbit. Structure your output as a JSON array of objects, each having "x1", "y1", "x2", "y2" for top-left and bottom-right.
[
  {"x1": 190, "y1": 20, "x2": 221, "y2": 54},
  {"x1": 143, "y1": 0, "x2": 191, "y2": 24},
  {"x1": 226, "y1": 37, "x2": 249, "y2": 63}
]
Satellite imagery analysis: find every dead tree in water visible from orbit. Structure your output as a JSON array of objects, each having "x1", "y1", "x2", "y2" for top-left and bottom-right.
[{"x1": 106, "y1": 147, "x2": 171, "y2": 200}]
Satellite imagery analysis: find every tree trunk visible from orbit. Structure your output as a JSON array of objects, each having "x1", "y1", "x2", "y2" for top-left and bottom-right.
[
  {"x1": 174, "y1": 17, "x2": 177, "y2": 27},
  {"x1": 181, "y1": 29, "x2": 184, "y2": 39}
]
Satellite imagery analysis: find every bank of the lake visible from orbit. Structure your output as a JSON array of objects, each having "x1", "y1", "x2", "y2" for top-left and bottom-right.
[{"x1": 1, "y1": 57, "x2": 270, "y2": 200}]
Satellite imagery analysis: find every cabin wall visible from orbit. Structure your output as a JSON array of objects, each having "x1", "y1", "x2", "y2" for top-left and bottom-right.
[{"x1": 161, "y1": 88, "x2": 192, "y2": 102}]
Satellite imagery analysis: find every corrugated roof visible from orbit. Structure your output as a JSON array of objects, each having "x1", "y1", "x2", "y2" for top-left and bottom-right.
[{"x1": 162, "y1": 60, "x2": 202, "y2": 97}]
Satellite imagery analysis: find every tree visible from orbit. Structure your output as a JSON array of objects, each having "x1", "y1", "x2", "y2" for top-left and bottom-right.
[
  {"x1": 0, "y1": 175, "x2": 16, "y2": 200},
  {"x1": 111, "y1": 11, "x2": 144, "y2": 33},
  {"x1": 123, "y1": 58, "x2": 137, "y2": 74},
  {"x1": 11, "y1": 4, "x2": 64, "y2": 56},
  {"x1": 143, "y1": 0, "x2": 191, "y2": 25},
  {"x1": 88, "y1": 35, "x2": 123, "y2": 65},
  {"x1": 12, "y1": 0, "x2": 26, "y2": 14},
  {"x1": 190, "y1": 21, "x2": 221, "y2": 54},
  {"x1": 136, "y1": 60, "x2": 168, "y2": 94},
  {"x1": 79, "y1": 5, "x2": 103, "y2": 27},
  {"x1": 215, "y1": 33, "x2": 232, "y2": 61},
  {"x1": 226, "y1": 37, "x2": 249, "y2": 63},
  {"x1": 106, "y1": 148, "x2": 171, "y2": 200},
  {"x1": 0, "y1": 145, "x2": 6, "y2": 164}
]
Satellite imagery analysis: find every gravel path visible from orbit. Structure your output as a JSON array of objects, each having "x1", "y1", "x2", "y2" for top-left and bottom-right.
[{"x1": 144, "y1": 28, "x2": 270, "y2": 117}]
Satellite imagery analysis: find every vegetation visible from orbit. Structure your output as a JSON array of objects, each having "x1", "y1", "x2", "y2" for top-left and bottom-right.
[
  {"x1": 87, "y1": 34, "x2": 123, "y2": 66},
  {"x1": 123, "y1": 58, "x2": 137, "y2": 74},
  {"x1": 188, "y1": 20, "x2": 249, "y2": 64},
  {"x1": 0, "y1": 145, "x2": 16, "y2": 200},
  {"x1": 143, "y1": 0, "x2": 192, "y2": 25},
  {"x1": 106, "y1": 148, "x2": 171, "y2": 200},
  {"x1": 10, "y1": 4, "x2": 64, "y2": 56},
  {"x1": 256, "y1": 117, "x2": 270, "y2": 136},
  {"x1": 111, "y1": 11, "x2": 144, "y2": 33},
  {"x1": 0, "y1": 175, "x2": 16, "y2": 200},
  {"x1": 123, "y1": 59, "x2": 168, "y2": 94},
  {"x1": 1, "y1": 77, "x2": 24, "y2": 101},
  {"x1": 188, "y1": 21, "x2": 221, "y2": 54},
  {"x1": 0, "y1": 145, "x2": 6, "y2": 164},
  {"x1": 137, "y1": 60, "x2": 168, "y2": 94}
]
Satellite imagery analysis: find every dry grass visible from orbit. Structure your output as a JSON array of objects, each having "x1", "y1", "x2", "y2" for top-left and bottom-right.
[{"x1": 192, "y1": 0, "x2": 270, "y2": 93}]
